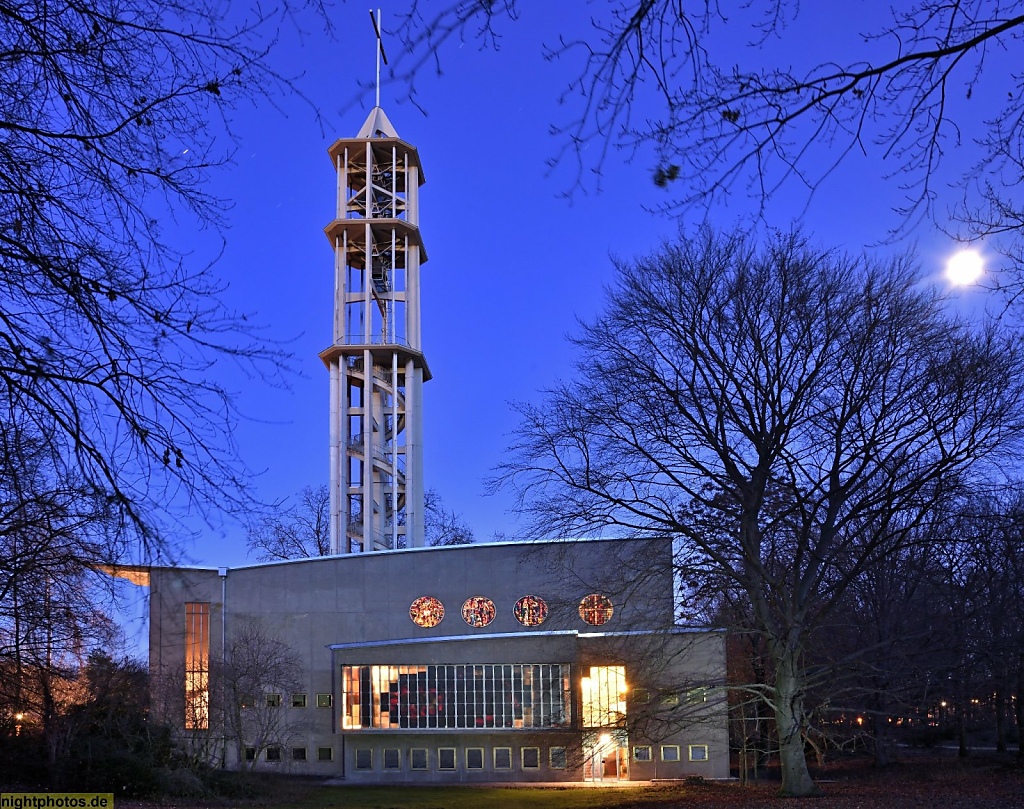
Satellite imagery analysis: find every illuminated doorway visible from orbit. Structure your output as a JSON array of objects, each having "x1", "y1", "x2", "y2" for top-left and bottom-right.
[
  {"x1": 581, "y1": 665, "x2": 629, "y2": 781},
  {"x1": 583, "y1": 729, "x2": 629, "y2": 781}
]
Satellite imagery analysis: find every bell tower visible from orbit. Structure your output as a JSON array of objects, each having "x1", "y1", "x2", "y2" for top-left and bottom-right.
[{"x1": 321, "y1": 106, "x2": 430, "y2": 553}]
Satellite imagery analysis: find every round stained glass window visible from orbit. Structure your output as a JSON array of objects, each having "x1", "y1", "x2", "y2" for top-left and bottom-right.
[
  {"x1": 409, "y1": 596, "x2": 444, "y2": 628},
  {"x1": 579, "y1": 594, "x2": 614, "y2": 626},
  {"x1": 513, "y1": 595, "x2": 549, "y2": 627},
  {"x1": 462, "y1": 596, "x2": 496, "y2": 628}
]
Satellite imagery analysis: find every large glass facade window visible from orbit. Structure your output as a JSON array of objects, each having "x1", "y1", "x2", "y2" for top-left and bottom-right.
[
  {"x1": 184, "y1": 602, "x2": 210, "y2": 730},
  {"x1": 341, "y1": 664, "x2": 571, "y2": 730},
  {"x1": 581, "y1": 665, "x2": 627, "y2": 727}
]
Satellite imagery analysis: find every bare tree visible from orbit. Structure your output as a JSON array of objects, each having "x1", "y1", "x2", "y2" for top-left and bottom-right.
[
  {"x1": 490, "y1": 229, "x2": 1024, "y2": 795},
  {"x1": 219, "y1": 617, "x2": 304, "y2": 771},
  {"x1": 247, "y1": 485, "x2": 474, "y2": 560},
  {"x1": 1, "y1": 1, "x2": 326, "y2": 743},
  {"x1": 424, "y1": 488, "x2": 475, "y2": 547},
  {"x1": 246, "y1": 485, "x2": 331, "y2": 561},
  {"x1": 386, "y1": 2, "x2": 1024, "y2": 279},
  {"x1": 0, "y1": 0, "x2": 330, "y2": 551}
]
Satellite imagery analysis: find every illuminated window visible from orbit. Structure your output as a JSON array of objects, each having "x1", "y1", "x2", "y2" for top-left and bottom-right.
[
  {"x1": 521, "y1": 747, "x2": 540, "y2": 769},
  {"x1": 661, "y1": 745, "x2": 680, "y2": 762},
  {"x1": 461, "y1": 596, "x2": 496, "y2": 628},
  {"x1": 581, "y1": 666, "x2": 628, "y2": 727},
  {"x1": 689, "y1": 744, "x2": 709, "y2": 762},
  {"x1": 409, "y1": 596, "x2": 445, "y2": 628},
  {"x1": 494, "y1": 747, "x2": 512, "y2": 769},
  {"x1": 466, "y1": 748, "x2": 484, "y2": 769},
  {"x1": 550, "y1": 747, "x2": 567, "y2": 769},
  {"x1": 184, "y1": 602, "x2": 210, "y2": 730},
  {"x1": 342, "y1": 663, "x2": 571, "y2": 729},
  {"x1": 686, "y1": 687, "x2": 708, "y2": 704},
  {"x1": 410, "y1": 748, "x2": 428, "y2": 770},
  {"x1": 578, "y1": 594, "x2": 614, "y2": 626},
  {"x1": 513, "y1": 595, "x2": 548, "y2": 627},
  {"x1": 438, "y1": 748, "x2": 456, "y2": 770}
]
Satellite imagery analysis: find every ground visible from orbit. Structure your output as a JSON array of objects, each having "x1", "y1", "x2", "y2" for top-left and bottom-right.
[
  {"x1": 637, "y1": 755, "x2": 1024, "y2": 808},
  {"x1": 103, "y1": 752, "x2": 1024, "y2": 809}
]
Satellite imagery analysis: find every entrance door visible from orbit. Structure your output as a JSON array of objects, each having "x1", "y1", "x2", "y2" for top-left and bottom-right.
[{"x1": 583, "y1": 730, "x2": 629, "y2": 781}]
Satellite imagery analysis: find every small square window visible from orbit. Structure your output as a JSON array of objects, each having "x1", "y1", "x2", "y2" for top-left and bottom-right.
[
  {"x1": 266, "y1": 693, "x2": 282, "y2": 708},
  {"x1": 521, "y1": 747, "x2": 540, "y2": 769},
  {"x1": 686, "y1": 687, "x2": 708, "y2": 704},
  {"x1": 634, "y1": 745, "x2": 652, "y2": 762},
  {"x1": 291, "y1": 747, "x2": 306, "y2": 761},
  {"x1": 244, "y1": 746, "x2": 256, "y2": 762},
  {"x1": 661, "y1": 693, "x2": 680, "y2": 707},
  {"x1": 549, "y1": 747, "x2": 567, "y2": 769},
  {"x1": 689, "y1": 744, "x2": 709, "y2": 762},
  {"x1": 661, "y1": 745, "x2": 681, "y2": 762},
  {"x1": 316, "y1": 693, "x2": 333, "y2": 708},
  {"x1": 438, "y1": 748, "x2": 456, "y2": 770},
  {"x1": 317, "y1": 747, "x2": 333, "y2": 761},
  {"x1": 383, "y1": 748, "x2": 400, "y2": 770},
  {"x1": 632, "y1": 688, "x2": 650, "y2": 704},
  {"x1": 291, "y1": 693, "x2": 307, "y2": 708},
  {"x1": 355, "y1": 749, "x2": 372, "y2": 770},
  {"x1": 466, "y1": 748, "x2": 484, "y2": 769},
  {"x1": 493, "y1": 747, "x2": 512, "y2": 770},
  {"x1": 410, "y1": 748, "x2": 428, "y2": 770},
  {"x1": 266, "y1": 746, "x2": 281, "y2": 761}
]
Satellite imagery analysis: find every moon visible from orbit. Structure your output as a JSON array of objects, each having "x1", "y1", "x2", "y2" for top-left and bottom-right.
[{"x1": 946, "y1": 249, "x2": 984, "y2": 286}]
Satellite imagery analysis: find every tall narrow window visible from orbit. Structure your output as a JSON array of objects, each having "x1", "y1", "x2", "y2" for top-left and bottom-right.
[{"x1": 184, "y1": 602, "x2": 210, "y2": 729}]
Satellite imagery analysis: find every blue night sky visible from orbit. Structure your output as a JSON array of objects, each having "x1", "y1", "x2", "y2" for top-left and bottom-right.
[{"x1": 171, "y1": 0, "x2": 995, "y2": 570}]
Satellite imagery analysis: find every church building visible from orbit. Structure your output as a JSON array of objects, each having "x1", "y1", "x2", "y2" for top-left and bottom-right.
[{"x1": 140, "y1": 106, "x2": 730, "y2": 783}]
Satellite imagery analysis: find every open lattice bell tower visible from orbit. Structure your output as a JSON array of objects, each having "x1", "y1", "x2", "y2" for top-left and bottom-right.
[{"x1": 321, "y1": 107, "x2": 430, "y2": 554}]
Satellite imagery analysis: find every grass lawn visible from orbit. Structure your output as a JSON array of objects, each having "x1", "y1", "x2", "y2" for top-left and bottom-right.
[
  {"x1": 259, "y1": 784, "x2": 686, "y2": 809},
  {"x1": 182, "y1": 754, "x2": 1024, "y2": 809}
]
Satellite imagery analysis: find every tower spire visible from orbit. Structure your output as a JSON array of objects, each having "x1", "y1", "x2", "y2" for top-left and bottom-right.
[
  {"x1": 321, "y1": 108, "x2": 430, "y2": 554},
  {"x1": 369, "y1": 9, "x2": 388, "y2": 110}
]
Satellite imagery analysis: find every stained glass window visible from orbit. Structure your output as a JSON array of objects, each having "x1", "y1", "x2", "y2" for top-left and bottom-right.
[
  {"x1": 513, "y1": 595, "x2": 549, "y2": 627},
  {"x1": 461, "y1": 596, "x2": 496, "y2": 627},
  {"x1": 409, "y1": 595, "x2": 444, "y2": 627},
  {"x1": 579, "y1": 594, "x2": 614, "y2": 626}
]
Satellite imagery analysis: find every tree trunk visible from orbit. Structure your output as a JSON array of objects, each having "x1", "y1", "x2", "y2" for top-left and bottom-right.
[
  {"x1": 957, "y1": 708, "x2": 968, "y2": 758},
  {"x1": 1016, "y1": 651, "x2": 1024, "y2": 759},
  {"x1": 774, "y1": 649, "x2": 820, "y2": 797},
  {"x1": 872, "y1": 712, "x2": 897, "y2": 767},
  {"x1": 995, "y1": 685, "x2": 1007, "y2": 753}
]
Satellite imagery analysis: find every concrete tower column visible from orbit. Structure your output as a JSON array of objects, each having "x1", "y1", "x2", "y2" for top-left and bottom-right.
[{"x1": 321, "y1": 107, "x2": 431, "y2": 554}]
